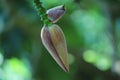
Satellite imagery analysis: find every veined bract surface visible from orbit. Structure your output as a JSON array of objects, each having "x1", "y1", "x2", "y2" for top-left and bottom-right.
[{"x1": 41, "y1": 24, "x2": 69, "y2": 72}]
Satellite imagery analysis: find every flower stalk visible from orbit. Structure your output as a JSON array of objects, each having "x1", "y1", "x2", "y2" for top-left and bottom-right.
[{"x1": 33, "y1": 0, "x2": 51, "y2": 25}]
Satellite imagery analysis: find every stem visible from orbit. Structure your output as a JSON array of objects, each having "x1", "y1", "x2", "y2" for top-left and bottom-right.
[{"x1": 33, "y1": 0, "x2": 51, "y2": 25}]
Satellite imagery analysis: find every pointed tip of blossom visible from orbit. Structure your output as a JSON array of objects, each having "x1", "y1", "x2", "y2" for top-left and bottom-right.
[{"x1": 64, "y1": 65, "x2": 69, "y2": 73}]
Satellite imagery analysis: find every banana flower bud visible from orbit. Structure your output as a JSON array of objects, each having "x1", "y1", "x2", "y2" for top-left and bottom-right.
[
  {"x1": 46, "y1": 5, "x2": 66, "y2": 23},
  {"x1": 41, "y1": 24, "x2": 69, "y2": 72}
]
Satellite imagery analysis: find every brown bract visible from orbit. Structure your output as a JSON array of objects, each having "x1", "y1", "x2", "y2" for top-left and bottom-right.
[
  {"x1": 41, "y1": 24, "x2": 69, "y2": 72},
  {"x1": 46, "y1": 5, "x2": 66, "y2": 23}
]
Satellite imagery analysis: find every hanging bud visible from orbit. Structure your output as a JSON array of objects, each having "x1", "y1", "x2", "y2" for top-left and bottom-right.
[
  {"x1": 41, "y1": 24, "x2": 69, "y2": 72},
  {"x1": 46, "y1": 5, "x2": 66, "y2": 23}
]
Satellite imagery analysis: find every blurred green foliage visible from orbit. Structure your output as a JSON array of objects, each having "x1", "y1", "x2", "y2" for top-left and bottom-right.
[{"x1": 0, "y1": 0, "x2": 120, "y2": 80}]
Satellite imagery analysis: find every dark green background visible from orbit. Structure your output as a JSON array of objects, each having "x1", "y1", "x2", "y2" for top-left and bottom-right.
[{"x1": 0, "y1": 0, "x2": 120, "y2": 80}]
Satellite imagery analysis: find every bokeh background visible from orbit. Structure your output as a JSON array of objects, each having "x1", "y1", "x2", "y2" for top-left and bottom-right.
[{"x1": 0, "y1": 0, "x2": 120, "y2": 80}]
